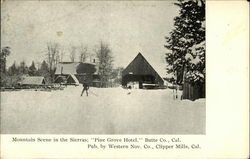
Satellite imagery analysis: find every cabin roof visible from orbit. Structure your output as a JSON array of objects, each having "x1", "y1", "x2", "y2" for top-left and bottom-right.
[
  {"x1": 55, "y1": 62, "x2": 98, "y2": 75},
  {"x1": 21, "y1": 76, "x2": 46, "y2": 85},
  {"x1": 55, "y1": 62, "x2": 80, "y2": 74}
]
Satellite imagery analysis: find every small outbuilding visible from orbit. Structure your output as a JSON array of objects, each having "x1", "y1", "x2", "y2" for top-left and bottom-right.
[
  {"x1": 182, "y1": 81, "x2": 205, "y2": 101},
  {"x1": 21, "y1": 76, "x2": 46, "y2": 87},
  {"x1": 122, "y1": 53, "x2": 164, "y2": 89}
]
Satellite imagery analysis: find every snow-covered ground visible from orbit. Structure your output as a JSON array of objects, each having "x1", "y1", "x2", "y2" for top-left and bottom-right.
[{"x1": 0, "y1": 86, "x2": 205, "y2": 134}]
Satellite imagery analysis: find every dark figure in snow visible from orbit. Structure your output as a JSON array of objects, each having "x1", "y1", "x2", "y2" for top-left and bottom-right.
[
  {"x1": 127, "y1": 85, "x2": 132, "y2": 95},
  {"x1": 81, "y1": 82, "x2": 89, "y2": 96}
]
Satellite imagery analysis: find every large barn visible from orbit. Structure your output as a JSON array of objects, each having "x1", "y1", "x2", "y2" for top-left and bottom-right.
[
  {"x1": 122, "y1": 53, "x2": 164, "y2": 89},
  {"x1": 54, "y1": 62, "x2": 100, "y2": 87}
]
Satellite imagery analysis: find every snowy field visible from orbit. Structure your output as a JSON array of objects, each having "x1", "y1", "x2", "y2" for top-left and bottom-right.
[{"x1": 1, "y1": 86, "x2": 205, "y2": 134}]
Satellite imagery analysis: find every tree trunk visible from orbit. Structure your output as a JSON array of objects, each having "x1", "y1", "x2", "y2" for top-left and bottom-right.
[{"x1": 182, "y1": 64, "x2": 186, "y2": 99}]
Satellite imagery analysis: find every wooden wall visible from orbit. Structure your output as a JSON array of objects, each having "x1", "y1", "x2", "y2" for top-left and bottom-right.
[{"x1": 182, "y1": 82, "x2": 205, "y2": 101}]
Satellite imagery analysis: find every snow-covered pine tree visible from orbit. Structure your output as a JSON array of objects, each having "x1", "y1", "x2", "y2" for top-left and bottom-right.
[{"x1": 165, "y1": 0, "x2": 205, "y2": 85}]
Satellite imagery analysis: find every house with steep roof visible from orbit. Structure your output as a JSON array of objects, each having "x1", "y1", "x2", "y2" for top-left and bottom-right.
[
  {"x1": 122, "y1": 53, "x2": 164, "y2": 89},
  {"x1": 54, "y1": 62, "x2": 100, "y2": 87}
]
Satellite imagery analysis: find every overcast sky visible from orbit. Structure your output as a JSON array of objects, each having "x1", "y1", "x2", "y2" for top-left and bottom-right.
[{"x1": 1, "y1": 1, "x2": 179, "y2": 77}]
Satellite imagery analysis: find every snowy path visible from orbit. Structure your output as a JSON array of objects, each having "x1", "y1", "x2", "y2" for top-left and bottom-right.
[{"x1": 1, "y1": 86, "x2": 205, "y2": 134}]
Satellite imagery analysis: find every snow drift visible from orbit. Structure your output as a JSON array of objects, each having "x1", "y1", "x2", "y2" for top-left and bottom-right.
[{"x1": 1, "y1": 86, "x2": 205, "y2": 134}]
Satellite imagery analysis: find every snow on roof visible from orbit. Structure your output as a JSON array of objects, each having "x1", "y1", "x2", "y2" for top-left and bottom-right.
[
  {"x1": 69, "y1": 74, "x2": 80, "y2": 84},
  {"x1": 55, "y1": 62, "x2": 98, "y2": 75},
  {"x1": 55, "y1": 62, "x2": 80, "y2": 75},
  {"x1": 21, "y1": 76, "x2": 46, "y2": 85}
]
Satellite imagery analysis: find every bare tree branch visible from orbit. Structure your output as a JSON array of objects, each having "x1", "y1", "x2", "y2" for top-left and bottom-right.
[
  {"x1": 79, "y1": 44, "x2": 88, "y2": 62},
  {"x1": 70, "y1": 46, "x2": 77, "y2": 62}
]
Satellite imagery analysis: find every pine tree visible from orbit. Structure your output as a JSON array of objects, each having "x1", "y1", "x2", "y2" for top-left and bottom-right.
[
  {"x1": 6, "y1": 61, "x2": 22, "y2": 86},
  {"x1": 0, "y1": 46, "x2": 11, "y2": 74},
  {"x1": 165, "y1": 0, "x2": 205, "y2": 85},
  {"x1": 38, "y1": 60, "x2": 49, "y2": 75},
  {"x1": 18, "y1": 61, "x2": 29, "y2": 75},
  {"x1": 8, "y1": 61, "x2": 18, "y2": 76},
  {"x1": 28, "y1": 61, "x2": 37, "y2": 76},
  {"x1": 38, "y1": 60, "x2": 51, "y2": 82}
]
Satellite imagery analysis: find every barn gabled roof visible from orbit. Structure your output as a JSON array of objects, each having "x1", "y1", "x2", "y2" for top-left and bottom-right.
[
  {"x1": 122, "y1": 53, "x2": 163, "y2": 83},
  {"x1": 21, "y1": 76, "x2": 46, "y2": 85}
]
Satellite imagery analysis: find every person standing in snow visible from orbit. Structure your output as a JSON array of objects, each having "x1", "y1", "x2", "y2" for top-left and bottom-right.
[
  {"x1": 81, "y1": 82, "x2": 89, "y2": 96},
  {"x1": 127, "y1": 85, "x2": 132, "y2": 95}
]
